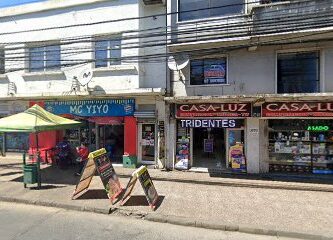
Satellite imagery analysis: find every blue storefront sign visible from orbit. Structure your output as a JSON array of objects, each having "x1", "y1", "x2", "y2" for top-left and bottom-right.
[{"x1": 45, "y1": 99, "x2": 135, "y2": 117}]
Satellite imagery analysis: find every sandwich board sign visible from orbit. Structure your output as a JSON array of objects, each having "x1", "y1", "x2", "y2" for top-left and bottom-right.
[
  {"x1": 121, "y1": 166, "x2": 159, "y2": 210},
  {"x1": 72, "y1": 148, "x2": 123, "y2": 203}
]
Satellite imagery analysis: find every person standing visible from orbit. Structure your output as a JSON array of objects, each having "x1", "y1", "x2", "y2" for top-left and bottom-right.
[{"x1": 75, "y1": 142, "x2": 89, "y2": 176}]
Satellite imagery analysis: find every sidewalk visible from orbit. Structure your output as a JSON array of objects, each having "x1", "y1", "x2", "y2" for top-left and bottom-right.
[{"x1": 1, "y1": 154, "x2": 333, "y2": 239}]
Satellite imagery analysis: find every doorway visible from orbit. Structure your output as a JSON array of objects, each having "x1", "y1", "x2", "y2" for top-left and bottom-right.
[
  {"x1": 192, "y1": 128, "x2": 225, "y2": 169},
  {"x1": 98, "y1": 124, "x2": 124, "y2": 164},
  {"x1": 138, "y1": 123, "x2": 156, "y2": 164}
]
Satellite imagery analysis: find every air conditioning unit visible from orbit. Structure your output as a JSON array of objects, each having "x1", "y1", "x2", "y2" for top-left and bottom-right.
[{"x1": 142, "y1": 0, "x2": 164, "y2": 5}]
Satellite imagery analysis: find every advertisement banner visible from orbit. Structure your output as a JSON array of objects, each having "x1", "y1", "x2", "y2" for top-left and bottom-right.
[
  {"x1": 180, "y1": 119, "x2": 243, "y2": 128},
  {"x1": 229, "y1": 143, "x2": 246, "y2": 173},
  {"x1": 45, "y1": 99, "x2": 135, "y2": 117},
  {"x1": 177, "y1": 103, "x2": 251, "y2": 118},
  {"x1": 204, "y1": 139, "x2": 214, "y2": 153},
  {"x1": 92, "y1": 148, "x2": 123, "y2": 202},
  {"x1": 262, "y1": 102, "x2": 333, "y2": 117},
  {"x1": 203, "y1": 60, "x2": 226, "y2": 84}
]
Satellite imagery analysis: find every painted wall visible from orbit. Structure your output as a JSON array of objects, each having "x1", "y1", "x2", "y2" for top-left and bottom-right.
[
  {"x1": 171, "y1": 42, "x2": 333, "y2": 97},
  {"x1": 0, "y1": 0, "x2": 166, "y2": 97}
]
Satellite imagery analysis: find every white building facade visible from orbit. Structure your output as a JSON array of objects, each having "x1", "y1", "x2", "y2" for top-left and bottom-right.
[
  {"x1": 166, "y1": 0, "x2": 333, "y2": 175},
  {"x1": 0, "y1": 0, "x2": 167, "y2": 167}
]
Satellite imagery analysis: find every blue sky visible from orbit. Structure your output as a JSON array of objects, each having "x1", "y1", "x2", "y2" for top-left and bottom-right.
[{"x1": 0, "y1": 0, "x2": 46, "y2": 8}]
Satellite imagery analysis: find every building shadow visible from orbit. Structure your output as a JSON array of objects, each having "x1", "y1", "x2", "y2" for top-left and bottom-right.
[
  {"x1": 0, "y1": 171, "x2": 22, "y2": 176},
  {"x1": 75, "y1": 189, "x2": 108, "y2": 199},
  {"x1": 29, "y1": 185, "x2": 67, "y2": 190},
  {"x1": 207, "y1": 167, "x2": 333, "y2": 185},
  {"x1": 121, "y1": 195, "x2": 164, "y2": 210},
  {"x1": 10, "y1": 164, "x2": 81, "y2": 186}
]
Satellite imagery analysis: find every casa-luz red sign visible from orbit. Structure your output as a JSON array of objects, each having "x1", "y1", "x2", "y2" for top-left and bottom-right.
[
  {"x1": 262, "y1": 102, "x2": 333, "y2": 117},
  {"x1": 176, "y1": 103, "x2": 252, "y2": 117}
]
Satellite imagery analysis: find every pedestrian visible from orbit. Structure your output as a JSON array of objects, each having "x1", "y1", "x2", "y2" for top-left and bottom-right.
[{"x1": 75, "y1": 141, "x2": 89, "y2": 176}]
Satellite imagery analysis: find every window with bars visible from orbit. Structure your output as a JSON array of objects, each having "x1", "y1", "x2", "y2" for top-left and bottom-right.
[
  {"x1": 29, "y1": 45, "x2": 61, "y2": 72},
  {"x1": 94, "y1": 38, "x2": 121, "y2": 68},
  {"x1": 277, "y1": 51, "x2": 320, "y2": 93},
  {"x1": 178, "y1": 0, "x2": 245, "y2": 21}
]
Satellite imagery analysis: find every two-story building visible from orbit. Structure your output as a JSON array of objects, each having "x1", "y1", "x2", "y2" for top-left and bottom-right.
[
  {"x1": 0, "y1": 0, "x2": 167, "y2": 167},
  {"x1": 166, "y1": 0, "x2": 333, "y2": 175}
]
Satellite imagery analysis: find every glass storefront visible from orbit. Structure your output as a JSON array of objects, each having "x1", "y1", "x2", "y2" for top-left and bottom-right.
[
  {"x1": 268, "y1": 119, "x2": 333, "y2": 174},
  {"x1": 175, "y1": 119, "x2": 246, "y2": 171}
]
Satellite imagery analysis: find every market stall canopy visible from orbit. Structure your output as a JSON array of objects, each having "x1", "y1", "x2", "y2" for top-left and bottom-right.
[{"x1": 0, "y1": 104, "x2": 82, "y2": 133}]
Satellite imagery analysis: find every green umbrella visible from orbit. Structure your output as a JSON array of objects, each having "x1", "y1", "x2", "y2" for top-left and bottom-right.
[
  {"x1": 0, "y1": 104, "x2": 82, "y2": 188},
  {"x1": 0, "y1": 104, "x2": 82, "y2": 132}
]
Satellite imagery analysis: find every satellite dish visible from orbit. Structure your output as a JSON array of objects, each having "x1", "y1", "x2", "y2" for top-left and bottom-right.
[
  {"x1": 77, "y1": 68, "x2": 93, "y2": 86},
  {"x1": 168, "y1": 54, "x2": 189, "y2": 71}
]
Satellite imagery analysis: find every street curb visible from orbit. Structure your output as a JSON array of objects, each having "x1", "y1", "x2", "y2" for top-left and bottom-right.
[
  {"x1": 0, "y1": 196, "x2": 331, "y2": 240},
  {"x1": 116, "y1": 174, "x2": 333, "y2": 193},
  {"x1": 144, "y1": 214, "x2": 332, "y2": 240},
  {"x1": 0, "y1": 196, "x2": 110, "y2": 215}
]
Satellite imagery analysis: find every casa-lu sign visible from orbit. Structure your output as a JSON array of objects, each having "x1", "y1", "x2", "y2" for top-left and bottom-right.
[
  {"x1": 262, "y1": 102, "x2": 333, "y2": 117},
  {"x1": 177, "y1": 103, "x2": 252, "y2": 118}
]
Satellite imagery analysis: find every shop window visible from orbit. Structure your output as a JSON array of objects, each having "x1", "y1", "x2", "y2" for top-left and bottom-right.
[
  {"x1": 190, "y1": 58, "x2": 227, "y2": 85},
  {"x1": 29, "y1": 45, "x2": 61, "y2": 72},
  {"x1": 268, "y1": 119, "x2": 333, "y2": 174},
  {"x1": 277, "y1": 51, "x2": 320, "y2": 93},
  {"x1": 178, "y1": 0, "x2": 244, "y2": 21},
  {"x1": 94, "y1": 37, "x2": 121, "y2": 68},
  {"x1": 0, "y1": 49, "x2": 5, "y2": 74}
]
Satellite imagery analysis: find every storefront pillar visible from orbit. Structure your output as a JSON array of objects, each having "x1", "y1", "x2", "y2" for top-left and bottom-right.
[
  {"x1": 124, "y1": 116, "x2": 137, "y2": 156},
  {"x1": 166, "y1": 118, "x2": 176, "y2": 170},
  {"x1": 246, "y1": 118, "x2": 269, "y2": 173}
]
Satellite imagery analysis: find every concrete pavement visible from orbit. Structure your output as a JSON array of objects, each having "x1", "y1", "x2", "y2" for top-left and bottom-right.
[
  {"x1": 1, "y1": 154, "x2": 333, "y2": 239},
  {"x1": 0, "y1": 202, "x2": 299, "y2": 240}
]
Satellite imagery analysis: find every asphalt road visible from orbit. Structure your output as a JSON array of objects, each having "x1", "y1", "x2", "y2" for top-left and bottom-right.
[{"x1": 0, "y1": 202, "x2": 298, "y2": 240}]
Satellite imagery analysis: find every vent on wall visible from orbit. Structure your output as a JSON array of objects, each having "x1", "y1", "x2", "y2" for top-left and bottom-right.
[{"x1": 143, "y1": 0, "x2": 163, "y2": 5}]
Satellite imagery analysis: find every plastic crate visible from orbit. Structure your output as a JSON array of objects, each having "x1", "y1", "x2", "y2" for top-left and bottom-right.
[
  {"x1": 123, "y1": 155, "x2": 137, "y2": 168},
  {"x1": 23, "y1": 164, "x2": 38, "y2": 184}
]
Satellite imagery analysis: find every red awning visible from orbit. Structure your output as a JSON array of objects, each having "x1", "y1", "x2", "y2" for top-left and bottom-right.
[{"x1": 88, "y1": 117, "x2": 124, "y2": 125}]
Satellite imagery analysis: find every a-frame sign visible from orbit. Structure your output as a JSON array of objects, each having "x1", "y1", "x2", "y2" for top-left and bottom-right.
[
  {"x1": 72, "y1": 148, "x2": 123, "y2": 203},
  {"x1": 121, "y1": 166, "x2": 159, "y2": 210}
]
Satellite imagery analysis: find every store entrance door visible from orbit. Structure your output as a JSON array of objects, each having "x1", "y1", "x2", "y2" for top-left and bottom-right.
[
  {"x1": 138, "y1": 123, "x2": 156, "y2": 165},
  {"x1": 192, "y1": 128, "x2": 225, "y2": 169},
  {"x1": 97, "y1": 124, "x2": 124, "y2": 164}
]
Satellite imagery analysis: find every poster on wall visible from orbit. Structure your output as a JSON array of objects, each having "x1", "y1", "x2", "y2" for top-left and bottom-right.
[
  {"x1": 204, "y1": 139, "x2": 214, "y2": 153},
  {"x1": 229, "y1": 143, "x2": 246, "y2": 173},
  {"x1": 175, "y1": 138, "x2": 190, "y2": 170},
  {"x1": 203, "y1": 60, "x2": 226, "y2": 84}
]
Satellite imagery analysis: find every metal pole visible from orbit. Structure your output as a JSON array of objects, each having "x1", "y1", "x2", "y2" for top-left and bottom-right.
[{"x1": 36, "y1": 133, "x2": 41, "y2": 189}]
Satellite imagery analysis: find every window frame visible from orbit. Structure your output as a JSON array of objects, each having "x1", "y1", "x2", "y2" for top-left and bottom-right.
[
  {"x1": 275, "y1": 49, "x2": 321, "y2": 94},
  {"x1": 177, "y1": 0, "x2": 246, "y2": 23},
  {"x1": 28, "y1": 43, "x2": 61, "y2": 72},
  {"x1": 0, "y1": 48, "x2": 5, "y2": 74},
  {"x1": 188, "y1": 56, "x2": 229, "y2": 86},
  {"x1": 94, "y1": 36, "x2": 122, "y2": 69}
]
